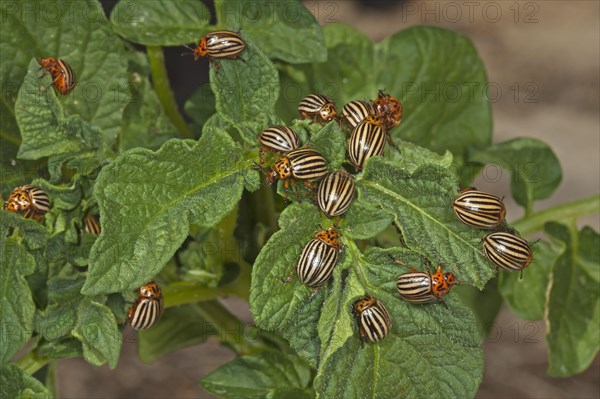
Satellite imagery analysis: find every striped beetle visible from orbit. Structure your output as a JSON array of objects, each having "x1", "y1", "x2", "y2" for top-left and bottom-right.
[
  {"x1": 393, "y1": 258, "x2": 457, "y2": 305},
  {"x1": 483, "y1": 231, "x2": 533, "y2": 273},
  {"x1": 84, "y1": 214, "x2": 101, "y2": 235},
  {"x1": 192, "y1": 30, "x2": 246, "y2": 60},
  {"x1": 453, "y1": 187, "x2": 506, "y2": 229},
  {"x1": 2, "y1": 185, "x2": 50, "y2": 221},
  {"x1": 317, "y1": 170, "x2": 356, "y2": 217},
  {"x1": 373, "y1": 90, "x2": 402, "y2": 130},
  {"x1": 266, "y1": 148, "x2": 328, "y2": 190},
  {"x1": 347, "y1": 115, "x2": 387, "y2": 170},
  {"x1": 127, "y1": 280, "x2": 163, "y2": 330},
  {"x1": 342, "y1": 100, "x2": 376, "y2": 128},
  {"x1": 298, "y1": 94, "x2": 338, "y2": 123},
  {"x1": 38, "y1": 57, "x2": 76, "y2": 95},
  {"x1": 258, "y1": 125, "x2": 300, "y2": 164},
  {"x1": 353, "y1": 295, "x2": 392, "y2": 343},
  {"x1": 286, "y1": 227, "x2": 341, "y2": 296}
]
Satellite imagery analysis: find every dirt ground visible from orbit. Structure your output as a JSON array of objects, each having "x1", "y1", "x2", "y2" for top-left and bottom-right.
[{"x1": 57, "y1": 1, "x2": 599, "y2": 398}]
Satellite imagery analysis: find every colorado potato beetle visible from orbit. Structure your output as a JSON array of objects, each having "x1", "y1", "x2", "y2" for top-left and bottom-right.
[
  {"x1": 258, "y1": 125, "x2": 300, "y2": 164},
  {"x1": 347, "y1": 116, "x2": 387, "y2": 170},
  {"x1": 83, "y1": 214, "x2": 101, "y2": 235},
  {"x1": 266, "y1": 148, "x2": 328, "y2": 190},
  {"x1": 192, "y1": 30, "x2": 246, "y2": 60},
  {"x1": 292, "y1": 227, "x2": 341, "y2": 295},
  {"x1": 317, "y1": 170, "x2": 356, "y2": 217},
  {"x1": 393, "y1": 258, "x2": 457, "y2": 304},
  {"x1": 342, "y1": 100, "x2": 376, "y2": 128},
  {"x1": 373, "y1": 90, "x2": 402, "y2": 129},
  {"x1": 298, "y1": 94, "x2": 338, "y2": 123},
  {"x1": 127, "y1": 280, "x2": 163, "y2": 330},
  {"x1": 38, "y1": 57, "x2": 76, "y2": 95},
  {"x1": 2, "y1": 185, "x2": 50, "y2": 221},
  {"x1": 453, "y1": 187, "x2": 506, "y2": 229},
  {"x1": 353, "y1": 295, "x2": 392, "y2": 343},
  {"x1": 483, "y1": 231, "x2": 533, "y2": 273}
]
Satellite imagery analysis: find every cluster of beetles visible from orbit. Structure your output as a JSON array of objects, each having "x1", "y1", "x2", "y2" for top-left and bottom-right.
[{"x1": 2, "y1": 30, "x2": 533, "y2": 341}]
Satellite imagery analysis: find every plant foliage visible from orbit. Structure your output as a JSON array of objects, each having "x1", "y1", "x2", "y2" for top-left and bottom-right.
[{"x1": 0, "y1": 0, "x2": 598, "y2": 398}]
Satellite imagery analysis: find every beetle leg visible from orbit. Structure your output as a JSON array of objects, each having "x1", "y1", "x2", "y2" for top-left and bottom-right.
[
  {"x1": 387, "y1": 134, "x2": 401, "y2": 152},
  {"x1": 303, "y1": 180, "x2": 315, "y2": 190},
  {"x1": 309, "y1": 286, "x2": 321, "y2": 299},
  {"x1": 358, "y1": 326, "x2": 367, "y2": 347},
  {"x1": 438, "y1": 297, "x2": 449, "y2": 309},
  {"x1": 258, "y1": 147, "x2": 267, "y2": 166},
  {"x1": 388, "y1": 255, "x2": 419, "y2": 273},
  {"x1": 289, "y1": 179, "x2": 303, "y2": 202}
]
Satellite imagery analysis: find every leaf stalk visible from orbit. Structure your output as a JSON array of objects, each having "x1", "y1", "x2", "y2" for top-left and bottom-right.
[
  {"x1": 512, "y1": 194, "x2": 600, "y2": 236},
  {"x1": 146, "y1": 46, "x2": 194, "y2": 139}
]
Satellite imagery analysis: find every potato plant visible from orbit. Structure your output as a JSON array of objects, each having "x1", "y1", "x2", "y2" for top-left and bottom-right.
[{"x1": 1, "y1": 1, "x2": 598, "y2": 398}]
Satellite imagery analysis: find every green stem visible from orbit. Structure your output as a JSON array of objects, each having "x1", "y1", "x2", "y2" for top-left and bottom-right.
[
  {"x1": 255, "y1": 183, "x2": 278, "y2": 233},
  {"x1": 345, "y1": 239, "x2": 375, "y2": 290},
  {"x1": 512, "y1": 194, "x2": 600, "y2": 236},
  {"x1": 14, "y1": 351, "x2": 49, "y2": 375},
  {"x1": 164, "y1": 204, "x2": 252, "y2": 306},
  {"x1": 192, "y1": 300, "x2": 270, "y2": 355},
  {"x1": 1, "y1": 129, "x2": 21, "y2": 146},
  {"x1": 45, "y1": 361, "x2": 58, "y2": 397},
  {"x1": 163, "y1": 281, "x2": 237, "y2": 307},
  {"x1": 146, "y1": 46, "x2": 193, "y2": 139},
  {"x1": 217, "y1": 204, "x2": 252, "y2": 300}
]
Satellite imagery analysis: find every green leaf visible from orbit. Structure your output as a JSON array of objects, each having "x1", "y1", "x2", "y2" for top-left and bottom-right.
[
  {"x1": 0, "y1": 364, "x2": 50, "y2": 399},
  {"x1": 278, "y1": 24, "x2": 492, "y2": 158},
  {"x1": 178, "y1": 230, "x2": 225, "y2": 287},
  {"x1": 210, "y1": 35, "x2": 279, "y2": 131},
  {"x1": 1, "y1": 0, "x2": 129, "y2": 145},
  {"x1": 298, "y1": 23, "x2": 374, "y2": 103},
  {"x1": 455, "y1": 279, "x2": 502, "y2": 336},
  {"x1": 306, "y1": 121, "x2": 346, "y2": 170},
  {"x1": 314, "y1": 247, "x2": 483, "y2": 399},
  {"x1": 250, "y1": 203, "x2": 484, "y2": 397},
  {"x1": 376, "y1": 26, "x2": 491, "y2": 158},
  {"x1": 0, "y1": 142, "x2": 49, "y2": 198},
  {"x1": 0, "y1": 70, "x2": 21, "y2": 142},
  {"x1": 15, "y1": 60, "x2": 104, "y2": 160},
  {"x1": 390, "y1": 140, "x2": 454, "y2": 173},
  {"x1": 316, "y1": 258, "x2": 360, "y2": 362},
  {"x1": 0, "y1": 238, "x2": 36, "y2": 364},
  {"x1": 34, "y1": 273, "x2": 86, "y2": 342},
  {"x1": 545, "y1": 223, "x2": 599, "y2": 377},
  {"x1": 250, "y1": 202, "x2": 322, "y2": 328},
  {"x1": 200, "y1": 350, "x2": 315, "y2": 399},
  {"x1": 499, "y1": 240, "x2": 564, "y2": 321},
  {"x1": 278, "y1": 295, "x2": 322, "y2": 368},
  {"x1": 83, "y1": 130, "x2": 256, "y2": 295},
  {"x1": 344, "y1": 202, "x2": 393, "y2": 240},
  {"x1": 469, "y1": 138, "x2": 562, "y2": 212},
  {"x1": 359, "y1": 158, "x2": 494, "y2": 288},
  {"x1": 111, "y1": 0, "x2": 210, "y2": 46},
  {"x1": 0, "y1": 210, "x2": 48, "y2": 251},
  {"x1": 119, "y1": 50, "x2": 176, "y2": 151},
  {"x1": 36, "y1": 338, "x2": 83, "y2": 361},
  {"x1": 72, "y1": 298, "x2": 121, "y2": 369},
  {"x1": 274, "y1": 64, "x2": 309, "y2": 122},
  {"x1": 137, "y1": 305, "x2": 210, "y2": 364},
  {"x1": 184, "y1": 84, "x2": 216, "y2": 135},
  {"x1": 216, "y1": 0, "x2": 326, "y2": 63}
]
